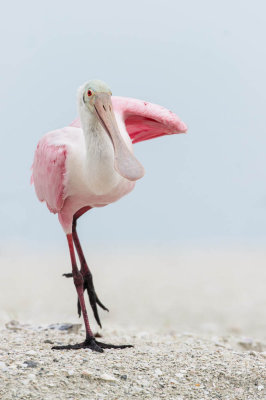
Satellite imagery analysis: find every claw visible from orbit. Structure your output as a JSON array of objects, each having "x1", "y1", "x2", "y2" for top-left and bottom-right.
[
  {"x1": 77, "y1": 298, "x2": 81, "y2": 318},
  {"x1": 96, "y1": 294, "x2": 109, "y2": 312},
  {"x1": 88, "y1": 290, "x2": 102, "y2": 328},
  {"x1": 63, "y1": 269, "x2": 109, "y2": 327},
  {"x1": 83, "y1": 274, "x2": 109, "y2": 328},
  {"x1": 75, "y1": 277, "x2": 108, "y2": 327},
  {"x1": 95, "y1": 340, "x2": 133, "y2": 349},
  {"x1": 63, "y1": 273, "x2": 73, "y2": 278}
]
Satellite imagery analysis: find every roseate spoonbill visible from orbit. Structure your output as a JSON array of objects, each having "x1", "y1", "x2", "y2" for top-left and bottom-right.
[{"x1": 32, "y1": 79, "x2": 187, "y2": 352}]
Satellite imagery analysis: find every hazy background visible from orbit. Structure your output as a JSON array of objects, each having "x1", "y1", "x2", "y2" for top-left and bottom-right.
[
  {"x1": 1, "y1": 0, "x2": 266, "y2": 248},
  {"x1": 0, "y1": 1, "x2": 265, "y2": 334}
]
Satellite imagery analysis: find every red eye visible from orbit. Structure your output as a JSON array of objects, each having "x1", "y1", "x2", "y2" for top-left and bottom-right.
[{"x1": 87, "y1": 90, "x2": 92, "y2": 97}]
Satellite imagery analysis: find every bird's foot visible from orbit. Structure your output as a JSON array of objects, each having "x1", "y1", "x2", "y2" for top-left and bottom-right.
[
  {"x1": 52, "y1": 337, "x2": 133, "y2": 353},
  {"x1": 62, "y1": 271, "x2": 109, "y2": 328}
]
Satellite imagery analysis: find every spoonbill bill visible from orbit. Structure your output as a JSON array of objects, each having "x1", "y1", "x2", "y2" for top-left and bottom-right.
[{"x1": 32, "y1": 80, "x2": 187, "y2": 352}]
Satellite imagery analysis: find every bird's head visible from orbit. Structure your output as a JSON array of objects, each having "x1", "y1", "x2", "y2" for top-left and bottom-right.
[
  {"x1": 81, "y1": 79, "x2": 112, "y2": 112},
  {"x1": 78, "y1": 79, "x2": 145, "y2": 182}
]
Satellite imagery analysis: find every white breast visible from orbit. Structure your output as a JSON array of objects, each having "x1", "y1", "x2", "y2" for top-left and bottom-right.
[{"x1": 64, "y1": 112, "x2": 134, "y2": 198}]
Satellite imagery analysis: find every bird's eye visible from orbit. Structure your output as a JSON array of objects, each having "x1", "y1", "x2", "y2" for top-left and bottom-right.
[{"x1": 87, "y1": 90, "x2": 93, "y2": 97}]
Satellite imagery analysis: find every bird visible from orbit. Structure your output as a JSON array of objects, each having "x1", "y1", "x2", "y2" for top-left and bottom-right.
[{"x1": 32, "y1": 79, "x2": 187, "y2": 352}]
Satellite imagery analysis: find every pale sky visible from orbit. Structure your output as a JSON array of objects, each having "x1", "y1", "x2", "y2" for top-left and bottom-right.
[{"x1": 1, "y1": 0, "x2": 266, "y2": 247}]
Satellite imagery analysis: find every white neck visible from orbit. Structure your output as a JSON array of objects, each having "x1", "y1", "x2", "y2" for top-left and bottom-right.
[{"x1": 79, "y1": 106, "x2": 121, "y2": 195}]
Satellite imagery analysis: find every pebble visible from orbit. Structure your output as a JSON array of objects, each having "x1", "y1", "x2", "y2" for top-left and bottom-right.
[
  {"x1": 169, "y1": 378, "x2": 178, "y2": 385},
  {"x1": 25, "y1": 350, "x2": 37, "y2": 356},
  {"x1": 100, "y1": 373, "x2": 118, "y2": 382},
  {"x1": 0, "y1": 361, "x2": 8, "y2": 371},
  {"x1": 48, "y1": 323, "x2": 82, "y2": 333},
  {"x1": 23, "y1": 360, "x2": 38, "y2": 368},
  {"x1": 81, "y1": 370, "x2": 94, "y2": 380},
  {"x1": 154, "y1": 368, "x2": 163, "y2": 376}
]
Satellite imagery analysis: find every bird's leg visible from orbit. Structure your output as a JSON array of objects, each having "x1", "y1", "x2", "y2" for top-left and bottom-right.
[
  {"x1": 53, "y1": 234, "x2": 102, "y2": 352},
  {"x1": 72, "y1": 218, "x2": 109, "y2": 328},
  {"x1": 62, "y1": 207, "x2": 92, "y2": 278},
  {"x1": 62, "y1": 206, "x2": 108, "y2": 327},
  {"x1": 53, "y1": 234, "x2": 132, "y2": 352}
]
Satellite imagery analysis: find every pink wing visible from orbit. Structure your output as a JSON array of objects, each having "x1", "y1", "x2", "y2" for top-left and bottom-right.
[
  {"x1": 69, "y1": 96, "x2": 187, "y2": 143},
  {"x1": 32, "y1": 135, "x2": 67, "y2": 214}
]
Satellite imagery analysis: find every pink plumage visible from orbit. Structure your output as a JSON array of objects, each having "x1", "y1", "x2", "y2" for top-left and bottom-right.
[
  {"x1": 33, "y1": 140, "x2": 67, "y2": 214},
  {"x1": 32, "y1": 81, "x2": 187, "y2": 352},
  {"x1": 32, "y1": 96, "x2": 187, "y2": 232},
  {"x1": 70, "y1": 96, "x2": 187, "y2": 143}
]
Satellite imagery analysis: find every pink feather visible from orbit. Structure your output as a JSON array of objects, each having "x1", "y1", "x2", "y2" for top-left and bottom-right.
[
  {"x1": 69, "y1": 96, "x2": 187, "y2": 143},
  {"x1": 32, "y1": 136, "x2": 67, "y2": 213},
  {"x1": 32, "y1": 95, "x2": 187, "y2": 231}
]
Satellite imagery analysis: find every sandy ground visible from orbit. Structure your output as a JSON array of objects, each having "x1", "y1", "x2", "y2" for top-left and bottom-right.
[{"x1": 0, "y1": 244, "x2": 266, "y2": 399}]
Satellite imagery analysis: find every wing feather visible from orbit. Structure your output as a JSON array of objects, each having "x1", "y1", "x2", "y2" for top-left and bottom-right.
[
  {"x1": 32, "y1": 134, "x2": 67, "y2": 213},
  {"x1": 112, "y1": 96, "x2": 187, "y2": 144},
  {"x1": 69, "y1": 96, "x2": 187, "y2": 143}
]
